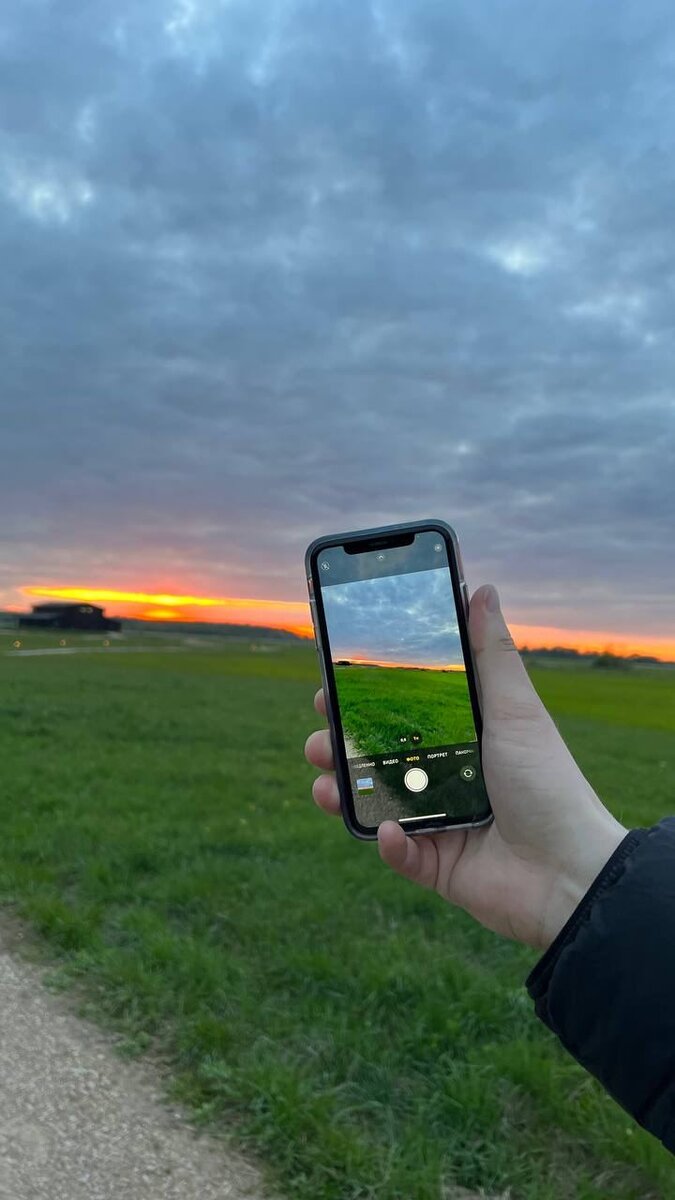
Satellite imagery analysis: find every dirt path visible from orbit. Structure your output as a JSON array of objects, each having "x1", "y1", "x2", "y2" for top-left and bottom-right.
[
  {"x1": 343, "y1": 733, "x2": 360, "y2": 758},
  {"x1": 344, "y1": 737, "x2": 415, "y2": 823},
  {"x1": 3, "y1": 647, "x2": 187, "y2": 657},
  {"x1": 0, "y1": 918, "x2": 272, "y2": 1200}
]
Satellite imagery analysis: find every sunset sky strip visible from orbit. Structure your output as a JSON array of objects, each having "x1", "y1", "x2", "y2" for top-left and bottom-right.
[
  {"x1": 343, "y1": 659, "x2": 466, "y2": 671},
  {"x1": 16, "y1": 585, "x2": 675, "y2": 661},
  {"x1": 24, "y1": 586, "x2": 302, "y2": 611},
  {"x1": 508, "y1": 625, "x2": 675, "y2": 663}
]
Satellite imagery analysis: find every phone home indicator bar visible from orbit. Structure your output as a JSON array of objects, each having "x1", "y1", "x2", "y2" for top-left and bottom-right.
[{"x1": 399, "y1": 813, "x2": 447, "y2": 823}]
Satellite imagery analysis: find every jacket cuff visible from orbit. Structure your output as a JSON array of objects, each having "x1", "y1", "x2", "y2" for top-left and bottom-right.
[{"x1": 526, "y1": 828, "x2": 647, "y2": 1005}]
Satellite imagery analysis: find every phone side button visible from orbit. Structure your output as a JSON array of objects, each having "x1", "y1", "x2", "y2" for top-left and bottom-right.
[
  {"x1": 309, "y1": 599, "x2": 319, "y2": 649},
  {"x1": 318, "y1": 657, "x2": 329, "y2": 695},
  {"x1": 461, "y1": 582, "x2": 470, "y2": 614}
]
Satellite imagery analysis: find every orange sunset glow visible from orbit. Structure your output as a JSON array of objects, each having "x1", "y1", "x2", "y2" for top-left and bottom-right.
[
  {"x1": 343, "y1": 658, "x2": 466, "y2": 671},
  {"x1": 509, "y1": 624, "x2": 675, "y2": 663},
  {"x1": 19, "y1": 585, "x2": 675, "y2": 661},
  {"x1": 22, "y1": 585, "x2": 313, "y2": 638},
  {"x1": 24, "y1": 586, "x2": 302, "y2": 612}
]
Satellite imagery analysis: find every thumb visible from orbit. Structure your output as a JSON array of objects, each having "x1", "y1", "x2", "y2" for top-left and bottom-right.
[{"x1": 468, "y1": 584, "x2": 548, "y2": 726}]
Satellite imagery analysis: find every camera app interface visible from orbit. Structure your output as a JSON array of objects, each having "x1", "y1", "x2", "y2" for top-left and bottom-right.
[{"x1": 318, "y1": 533, "x2": 490, "y2": 828}]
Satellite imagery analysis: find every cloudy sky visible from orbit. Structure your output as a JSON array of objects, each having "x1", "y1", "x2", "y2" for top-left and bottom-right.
[
  {"x1": 323, "y1": 568, "x2": 463, "y2": 667},
  {"x1": 2, "y1": 1, "x2": 674, "y2": 649}
]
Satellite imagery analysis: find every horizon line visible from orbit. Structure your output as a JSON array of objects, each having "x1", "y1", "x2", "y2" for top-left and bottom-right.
[{"x1": 335, "y1": 657, "x2": 466, "y2": 671}]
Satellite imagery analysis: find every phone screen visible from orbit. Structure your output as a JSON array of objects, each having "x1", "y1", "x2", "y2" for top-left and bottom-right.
[{"x1": 316, "y1": 530, "x2": 491, "y2": 831}]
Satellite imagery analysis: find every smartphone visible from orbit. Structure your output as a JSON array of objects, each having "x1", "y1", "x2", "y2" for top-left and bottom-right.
[{"x1": 305, "y1": 520, "x2": 492, "y2": 840}]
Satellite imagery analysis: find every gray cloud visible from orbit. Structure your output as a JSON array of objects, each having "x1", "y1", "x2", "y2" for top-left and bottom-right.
[
  {"x1": 1, "y1": 0, "x2": 674, "y2": 635},
  {"x1": 322, "y1": 569, "x2": 462, "y2": 666}
]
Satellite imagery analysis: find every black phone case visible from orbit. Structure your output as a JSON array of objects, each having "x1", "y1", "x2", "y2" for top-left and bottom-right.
[{"x1": 305, "y1": 519, "x2": 492, "y2": 840}]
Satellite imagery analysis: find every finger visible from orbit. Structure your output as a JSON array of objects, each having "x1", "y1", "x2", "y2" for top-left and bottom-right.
[
  {"x1": 469, "y1": 584, "x2": 548, "y2": 724},
  {"x1": 312, "y1": 773, "x2": 341, "y2": 816},
  {"x1": 314, "y1": 688, "x2": 326, "y2": 716},
  {"x1": 377, "y1": 821, "x2": 440, "y2": 890},
  {"x1": 304, "y1": 729, "x2": 334, "y2": 770}
]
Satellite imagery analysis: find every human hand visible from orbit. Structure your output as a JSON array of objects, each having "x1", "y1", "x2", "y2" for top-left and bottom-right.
[{"x1": 304, "y1": 584, "x2": 627, "y2": 950}]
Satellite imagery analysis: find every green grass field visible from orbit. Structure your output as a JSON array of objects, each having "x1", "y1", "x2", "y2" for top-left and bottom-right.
[
  {"x1": 1, "y1": 630, "x2": 674, "y2": 1199},
  {"x1": 334, "y1": 664, "x2": 476, "y2": 755}
]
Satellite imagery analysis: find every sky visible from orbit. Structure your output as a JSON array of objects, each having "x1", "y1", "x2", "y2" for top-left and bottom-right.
[
  {"x1": 322, "y1": 569, "x2": 463, "y2": 668},
  {"x1": 1, "y1": 1, "x2": 674, "y2": 654}
]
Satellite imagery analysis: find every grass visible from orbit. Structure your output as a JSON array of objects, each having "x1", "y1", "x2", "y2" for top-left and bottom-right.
[
  {"x1": 334, "y1": 664, "x2": 476, "y2": 756},
  {"x1": 0, "y1": 630, "x2": 674, "y2": 1199}
]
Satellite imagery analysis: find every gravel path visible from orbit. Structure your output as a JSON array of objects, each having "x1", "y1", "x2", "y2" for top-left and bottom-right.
[{"x1": 0, "y1": 919, "x2": 271, "y2": 1200}]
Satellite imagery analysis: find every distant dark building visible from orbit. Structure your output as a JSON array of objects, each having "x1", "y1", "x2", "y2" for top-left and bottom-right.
[{"x1": 18, "y1": 603, "x2": 121, "y2": 632}]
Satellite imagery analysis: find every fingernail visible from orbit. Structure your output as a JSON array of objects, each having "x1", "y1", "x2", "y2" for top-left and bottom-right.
[{"x1": 484, "y1": 585, "x2": 500, "y2": 613}]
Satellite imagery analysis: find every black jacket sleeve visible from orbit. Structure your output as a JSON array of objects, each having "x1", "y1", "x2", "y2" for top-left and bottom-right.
[{"x1": 527, "y1": 818, "x2": 675, "y2": 1154}]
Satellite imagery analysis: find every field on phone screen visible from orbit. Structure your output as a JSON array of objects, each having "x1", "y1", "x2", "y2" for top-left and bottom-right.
[
  {"x1": 333, "y1": 662, "x2": 475, "y2": 754},
  {"x1": 0, "y1": 629, "x2": 673, "y2": 1200}
]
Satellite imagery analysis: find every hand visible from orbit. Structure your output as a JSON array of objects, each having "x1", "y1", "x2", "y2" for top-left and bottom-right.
[{"x1": 304, "y1": 584, "x2": 627, "y2": 951}]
